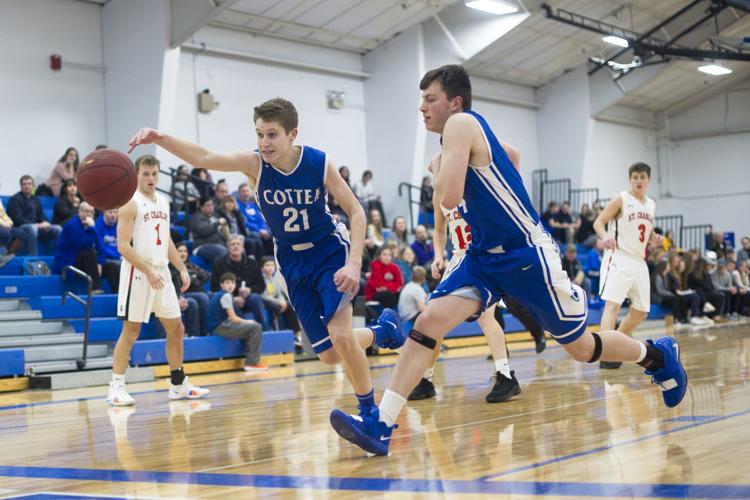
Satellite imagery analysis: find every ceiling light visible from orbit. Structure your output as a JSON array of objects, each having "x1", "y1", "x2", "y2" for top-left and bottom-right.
[
  {"x1": 698, "y1": 64, "x2": 732, "y2": 75},
  {"x1": 602, "y1": 35, "x2": 628, "y2": 48},
  {"x1": 465, "y1": 0, "x2": 519, "y2": 15}
]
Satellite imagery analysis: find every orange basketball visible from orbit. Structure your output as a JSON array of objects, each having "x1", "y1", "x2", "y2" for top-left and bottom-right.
[{"x1": 76, "y1": 149, "x2": 138, "y2": 210}]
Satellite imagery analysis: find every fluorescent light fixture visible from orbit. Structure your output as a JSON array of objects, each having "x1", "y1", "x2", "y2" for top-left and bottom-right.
[
  {"x1": 698, "y1": 64, "x2": 732, "y2": 75},
  {"x1": 465, "y1": 0, "x2": 519, "y2": 15},
  {"x1": 602, "y1": 35, "x2": 628, "y2": 48}
]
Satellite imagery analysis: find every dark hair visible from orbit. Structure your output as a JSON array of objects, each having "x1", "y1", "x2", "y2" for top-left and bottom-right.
[
  {"x1": 95, "y1": 144, "x2": 108, "y2": 150},
  {"x1": 19, "y1": 175, "x2": 34, "y2": 186},
  {"x1": 135, "y1": 154, "x2": 160, "y2": 172},
  {"x1": 61, "y1": 178, "x2": 78, "y2": 195},
  {"x1": 220, "y1": 272, "x2": 237, "y2": 283},
  {"x1": 260, "y1": 256, "x2": 275, "y2": 266},
  {"x1": 419, "y1": 64, "x2": 472, "y2": 111},
  {"x1": 199, "y1": 196, "x2": 213, "y2": 207},
  {"x1": 58, "y1": 147, "x2": 80, "y2": 170},
  {"x1": 628, "y1": 162, "x2": 651, "y2": 178},
  {"x1": 253, "y1": 97, "x2": 298, "y2": 133},
  {"x1": 362, "y1": 170, "x2": 373, "y2": 181}
]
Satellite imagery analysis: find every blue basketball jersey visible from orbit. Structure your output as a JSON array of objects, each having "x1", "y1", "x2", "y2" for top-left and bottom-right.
[
  {"x1": 254, "y1": 146, "x2": 336, "y2": 246},
  {"x1": 457, "y1": 110, "x2": 541, "y2": 252}
]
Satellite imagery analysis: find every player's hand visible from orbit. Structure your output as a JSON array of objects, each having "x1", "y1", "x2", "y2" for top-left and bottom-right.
[
  {"x1": 179, "y1": 270, "x2": 191, "y2": 292},
  {"x1": 431, "y1": 256, "x2": 445, "y2": 280},
  {"x1": 84, "y1": 217, "x2": 95, "y2": 227},
  {"x1": 128, "y1": 127, "x2": 165, "y2": 154},
  {"x1": 427, "y1": 152, "x2": 442, "y2": 175},
  {"x1": 334, "y1": 261, "x2": 361, "y2": 296},
  {"x1": 602, "y1": 237, "x2": 617, "y2": 250},
  {"x1": 146, "y1": 267, "x2": 165, "y2": 290}
]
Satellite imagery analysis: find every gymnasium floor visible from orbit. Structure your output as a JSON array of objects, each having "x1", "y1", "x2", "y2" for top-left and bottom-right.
[{"x1": 0, "y1": 322, "x2": 748, "y2": 499}]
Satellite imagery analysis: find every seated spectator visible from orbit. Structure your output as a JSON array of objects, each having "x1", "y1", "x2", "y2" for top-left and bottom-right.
[
  {"x1": 0, "y1": 198, "x2": 32, "y2": 264},
  {"x1": 52, "y1": 202, "x2": 103, "y2": 292},
  {"x1": 540, "y1": 202, "x2": 560, "y2": 236},
  {"x1": 727, "y1": 260, "x2": 750, "y2": 316},
  {"x1": 167, "y1": 262, "x2": 201, "y2": 337},
  {"x1": 652, "y1": 260, "x2": 682, "y2": 325},
  {"x1": 327, "y1": 166, "x2": 350, "y2": 225},
  {"x1": 191, "y1": 168, "x2": 214, "y2": 200},
  {"x1": 586, "y1": 238, "x2": 603, "y2": 295},
  {"x1": 731, "y1": 260, "x2": 750, "y2": 316},
  {"x1": 259, "y1": 256, "x2": 301, "y2": 332},
  {"x1": 190, "y1": 197, "x2": 228, "y2": 265},
  {"x1": 207, "y1": 272, "x2": 266, "y2": 372},
  {"x1": 8, "y1": 175, "x2": 61, "y2": 255},
  {"x1": 176, "y1": 243, "x2": 210, "y2": 335},
  {"x1": 212, "y1": 179, "x2": 231, "y2": 210},
  {"x1": 737, "y1": 237, "x2": 750, "y2": 266},
  {"x1": 575, "y1": 203, "x2": 597, "y2": 248},
  {"x1": 365, "y1": 208, "x2": 385, "y2": 259},
  {"x1": 386, "y1": 216, "x2": 411, "y2": 251},
  {"x1": 172, "y1": 165, "x2": 200, "y2": 213},
  {"x1": 411, "y1": 224, "x2": 434, "y2": 266},
  {"x1": 712, "y1": 258, "x2": 741, "y2": 317},
  {"x1": 398, "y1": 265, "x2": 427, "y2": 322},
  {"x1": 218, "y1": 196, "x2": 262, "y2": 262},
  {"x1": 667, "y1": 254, "x2": 706, "y2": 325},
  {"x1": 211, "y1": 235, "x2": 269, "y2": 330},
  {"x1": 688, "y1": 253, "x2": 724, "y2": 320},
  {"x1": 708, "y1": 229, "x2": 730, "y2": 256},
  {"x1": 419, "y1": 176, "x2": 434, "y2": 228},
  {"x1": 365, "y1": 247, "x2": 403, "y2": 308},
  {"x1": 95, "y1": 208, "x2": 121, "y2": 291},
  {"x1": 555, "y1": 201, "x2": 579, "y2": 244},
  {"x1": 394, "y1": 245, "x2": 425, "y2": 291},
  {"x1": 561, "y1": 244, "x2": 591, "y2": 297},
  {"x1": 236, "y1": 183, "x2": 273, "y2": 256},
  {"x1": 352, "y1": 170, "x2": 386, "y2": 221},
  {"x1": 47, "y1": 147, "x2": 79, "y2": 197},
  {"x1": 53, "y1": 179, "x2": 81, "y2": 226}
]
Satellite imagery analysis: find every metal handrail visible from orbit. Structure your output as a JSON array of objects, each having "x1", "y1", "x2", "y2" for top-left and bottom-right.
[
  {"x1": 62, "y1": 266, "x2": 93, "y2": 370},
  {"x1": 398, "y1": 182, "x2": 423, "y2": 231}
]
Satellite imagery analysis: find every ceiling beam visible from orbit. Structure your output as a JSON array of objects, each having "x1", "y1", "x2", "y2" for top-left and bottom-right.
[{"x1": 170, "y1": 0, "x2": 242, "y2": 48}]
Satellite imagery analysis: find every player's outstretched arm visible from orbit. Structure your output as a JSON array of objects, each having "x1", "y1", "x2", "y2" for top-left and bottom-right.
[
  {"x1": 128, "y1": 128, "x2": 259, "y2": 178},
  {"x1": 326, "y1": 161, "x2": 365, "y2": 296},
  {"x1": 593, "y1": 196, "x2": 622, "y2": 250},
  {"x1": 436, "y1": 114, "x2": 473, "y2": 209},
  {"x1": 116, "y1": 200, "x2": 165, "y2": 290}
]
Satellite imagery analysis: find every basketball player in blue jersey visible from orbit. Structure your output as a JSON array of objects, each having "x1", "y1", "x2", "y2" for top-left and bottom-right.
[
  {"x1": 331, "y1": 65, "x2": 688, "y2": 456},
  {"x1": 128, "y1": 97, "x2": 405, "y2": 420}
]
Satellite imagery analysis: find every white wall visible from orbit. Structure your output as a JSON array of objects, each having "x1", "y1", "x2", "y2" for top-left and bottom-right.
[{"x1": 0, "y1": 0, "x2": 106, "y2": 192}]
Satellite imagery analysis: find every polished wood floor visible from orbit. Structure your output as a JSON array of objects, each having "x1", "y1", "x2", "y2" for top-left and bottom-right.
[{"x1": 0, "y1": 321, "x2": 749, "y2": 499}]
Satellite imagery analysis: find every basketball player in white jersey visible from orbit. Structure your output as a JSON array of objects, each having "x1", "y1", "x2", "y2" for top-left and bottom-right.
[
  {"x1": 108, "y1": 155, "x2": 209, "y2": 405},
  {"x1": 409, "y1": 153, "x2": 520, "y2": 403},
  {"x1": 594, "y1": 162, "x2": 661, "y2": 369}
]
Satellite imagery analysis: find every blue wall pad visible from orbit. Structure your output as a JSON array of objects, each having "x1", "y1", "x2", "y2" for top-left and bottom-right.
[
  {"x1": 70, "y1": 317, "x2": 159, "y2": 342},
  {"x1": 0, "y1": 349, "x2": 25, "y2": 377},
  {"x1": 30, "y1": 294, "x2": 119, "y2": 319}
]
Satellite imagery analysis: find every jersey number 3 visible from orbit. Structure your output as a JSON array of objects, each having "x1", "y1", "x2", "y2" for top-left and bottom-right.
[
  {"x1": 283, "y1": 207, "x2": 310, "y2": 232},
  {"x1": 638, "y1": 223, "x2": 646, "y2": 243}
]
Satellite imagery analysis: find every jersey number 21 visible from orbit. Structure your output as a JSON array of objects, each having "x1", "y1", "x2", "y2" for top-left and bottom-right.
[{"x1": 283, "y1": 207, "x2": 310, "y2": 232}]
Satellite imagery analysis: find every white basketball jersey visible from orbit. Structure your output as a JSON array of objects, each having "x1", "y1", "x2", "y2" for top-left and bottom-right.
[
  {"x1": 129, "y1": 190, "x2": 170, "y2": 266},
  {"x1": 608, "y1": 190, "x2": 656, "y2": 258},
  {"x1": 442, "y1": 203, "x2": 472, "y2": 257}
]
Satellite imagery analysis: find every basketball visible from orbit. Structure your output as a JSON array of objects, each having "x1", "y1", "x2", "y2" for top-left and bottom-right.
[{"x1": 76, "y1": 148, "x2": 137, "y2": 210}]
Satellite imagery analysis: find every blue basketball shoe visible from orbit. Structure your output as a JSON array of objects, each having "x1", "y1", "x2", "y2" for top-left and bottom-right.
[
  {"x1": 372, "y1": 308, "x2": 405, "y2": 350},
  {"x1": 645, "y1": 337, "x2": 688, "y2": 408},
  {"x1": 330, "y1": 407, "x2": 397, "y2": 456}
]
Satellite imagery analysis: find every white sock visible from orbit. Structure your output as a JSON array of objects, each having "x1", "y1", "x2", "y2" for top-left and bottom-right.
[
  {"x1": 112, "y1": 373, "x2": 125, "y2": 383},
  {"x1": 378, "y1": 389, "x2": 406, "y2": 427},
  {"x1": 494, "y1": 358, "x2": 511, "y2": 378},
  {"x1": 423, "y1": 367, "x2": 434, "y2": 381},
  {"x1": 635, "y1": 342, "x2": 647, "y2": 363}
]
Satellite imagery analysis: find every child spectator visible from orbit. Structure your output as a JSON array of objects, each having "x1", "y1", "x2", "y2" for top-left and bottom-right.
[
  {"x1": 207, "y1": 272, "x2": 266, "y2": 372},
  {"x1": 365, "y1": 247, "x2": 403, "y2": 308},
  {"x1": 260, "y1": 256, "x2": 301, "y2": 333},
  {"x1": 397, "y1": 265, "x2": 427, "y2": 322}
]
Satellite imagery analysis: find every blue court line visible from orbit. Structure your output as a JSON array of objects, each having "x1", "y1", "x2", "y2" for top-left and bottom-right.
[
  {"x1": 10, "y1": 495, "x2": 124, "y2": 500},
  {"x1": 0, "y1": 465, "x2": 748, "y2": 498},
  {"x1": 663, "y1": 415, "x2": 722, "y2": 423},
  {"x1": 480, "y1": 407, "x2": 750, "y2": 481}
]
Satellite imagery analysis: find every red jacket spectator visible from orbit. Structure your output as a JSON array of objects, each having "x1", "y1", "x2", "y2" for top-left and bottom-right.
[{"x1": 365, "y1": 259, "x2": 403, "y2": 300}]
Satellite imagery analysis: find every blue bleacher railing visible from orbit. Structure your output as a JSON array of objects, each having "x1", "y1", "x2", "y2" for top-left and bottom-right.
[{"x1": 61, "y1": 265, "x2": 93, "y2": 370}]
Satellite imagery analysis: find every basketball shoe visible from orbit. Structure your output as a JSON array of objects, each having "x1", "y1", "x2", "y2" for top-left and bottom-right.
[
  {"x1": 330, "y1": 407, "x2": 397, "y2": 456},
  {"x1": 408, "y1": 377, "x2": 436, "y2": 401},
  {"x1": 645, "y1": 337, "x2": 688, "y2": 408},
  {"x1": 168, "y1": 376, "x2": 210, "y2": 400},
  {"x1": 485, "y1": 370, "x2": 521, "y2": 403},
  {"x1": 107, "y1": 380, "x2": 135, "y2": 406},
  {"x1": 373, "y1": 308, "x2": 405, "y2": 350}
]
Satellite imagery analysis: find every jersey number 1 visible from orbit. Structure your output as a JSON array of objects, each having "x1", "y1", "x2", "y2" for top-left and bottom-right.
[
  {"x1": 283, "y1": 207, "x2": 310, "y2": 232},
  {"x1": 155, "y1": 223, "x2": 162, "y2": 246},
  {"x1": 638, "y1": 224, "x2": 646, "y2": 243}
]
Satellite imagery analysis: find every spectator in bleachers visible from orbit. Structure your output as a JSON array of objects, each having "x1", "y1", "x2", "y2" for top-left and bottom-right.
[
  {"x1": 0, "y1": 198, "x2": 32, "y2": 264},
  {"x1": 394, "y1": 245, "x2": 416, "y2": 287},
  {"x1": 540, "y1": 201, "x2": 560, "y2": 236},
  {"x1": 555, "y1": 201, "x2": 579, "y2": 244},
  {"x1": 8, "y1": 175, "x2": 61, "y2": 256},
  {"x1": 727, "y1": 259, "x2": 750, "y2": 316},
  {"x1": 207, "y1": 272, "x2": 266, "y2": 372},
  {"x1": 662, "y1": 229, "x2": 676, "y2": 252},
  {"x1": 708, "y1": 230, "x2": 730, "y2": 256},
  {"x1": 47, "y1": 147, "x2": 79, "y2": 197},
  {"x1": 259, "y1": 256, "x2": 301, "y2": 332},
  {"x1": 352, "y1": 170, "x2": 386, "y2": 221},
  {"x1": 95, "y1": 208, "x2": 121, "y2": 291},
  {"x1": 561, "y1": 244, "x2": 591, "y2": 297},
  {"x1": 167, "y1": 263, "x2": 201, "y2": 337},
  {"x1": 732, "y1": 260, "x2": 750, "y2": 316},
  {"x1": 236, "y1": 183, "x2": 273, "y2": 256},
  {"x1": 365, "y1": 246, "x2": 403, "y2": 308},
  {"x1": 398, "y1": 265, "x2": 427, "y2": 322},
  {"x1": 52, "y1": 179, "x2": 81, "y2": 226},
  {"x1": 176, "y1": 243, "x2": 210, "y2": 335},
  {"x1": 173, "y1": 165, "x2": 200, "y2": 213},
  {"x1": 212, "y1": 179, "x2": 230, "y2": 210},
  {"x1": 667, "y1": 254, "x2": 706, "y2": 325},
  {"x1": 52, "y1": 202, "x2": 103, "y2": 292},
  {"x1": 210, "y1": 235, "x2": 268, "y2": 330},
  {"x1": 419, "y1": 175, "x2": 434, "y2": 228},
  {"x1": 190, "y1": 167, "x2": 214, "y2": 200},
  {"x1": 575, "y1": 203, "x2": 597, "y2": 248},
  {"x1": 688, "y1": 253, "x2": 724, "y2": 320},
  {"x1": 365, "y1": 208, "x2": 385, "y2": 258},
  {"x1": 411, "y1": 224, "x2": 434, "y2": 266},
  {"x1": 737, "y1": 237, "x2": 750, "y2": 266},
  {"x1": 586, "y1": 238, "x2": 603, "y2": 295},
  {"x1": 217, "y1": 196, "x2": 262, "y2": 262},
  {"x1": 190, "y1": 197, "x2": 228, "y2": 265},
  {"x1": 327, "y1": 166, "x2": 351, "y2": 225},
  {"x1": 386, "y1": 216, "x2": 411, "y2": 251},
  {"x1": 711, "y1": 258, "x2": 740, "y2": 317},
  {"x1": 651, "y1": 260, "x2": 683, "y2": 326},
  {"x1": 339, "y1": 165, "x2": 351, "y2": 186}
]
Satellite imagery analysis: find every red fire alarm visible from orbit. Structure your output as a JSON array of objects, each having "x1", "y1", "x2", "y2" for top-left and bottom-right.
[{"x1": 50, "y1": 54, "x2": 62, "y2": 71}]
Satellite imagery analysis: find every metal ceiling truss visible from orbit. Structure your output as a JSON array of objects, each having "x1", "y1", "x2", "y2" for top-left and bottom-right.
[{"x1": 541, "y1": 1, "x2": 750, "y2": 79}]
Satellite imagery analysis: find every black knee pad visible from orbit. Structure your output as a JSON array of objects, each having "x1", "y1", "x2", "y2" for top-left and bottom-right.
[
  {"x1": 588, "y1": 332, "x2": 602, "y2": 363},
  {"x1": 409, "y1": 329, "x2": 437, "y2": 350}
]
